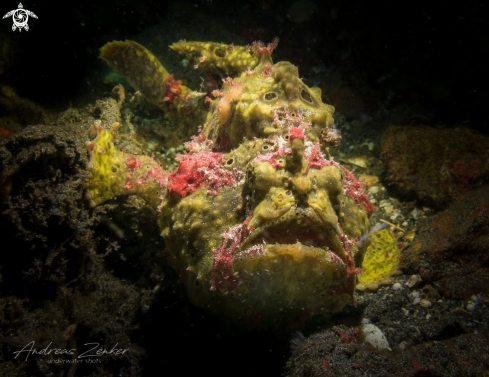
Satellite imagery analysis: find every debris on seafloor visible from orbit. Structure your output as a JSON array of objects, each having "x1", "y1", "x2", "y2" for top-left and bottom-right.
[
  {"x1": 341, "y1": 156, "x2": 368, "y2": 168},
  {"x1": 358, "y1": 174, "x2": 379, "y2": 188},
  {"x1": 358, "y1": 324, "x2": 390, "y2": 349},
  {"x1": 406, "y1": 274, "x2": 423, "y2": 288},
  {"x1": 403, "y1": 228, "x2": 417, "y2": 241}
]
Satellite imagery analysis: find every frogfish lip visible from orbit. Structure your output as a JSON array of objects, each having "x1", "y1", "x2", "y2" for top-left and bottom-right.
[
  {"x1": 236, "y1": 207, "x2": 347, "y2": 263},
  {"x1": 231, "y1": 239, "x2": 354, "y2": 321},
  {"x1": 226, "y1": 208, "x2": 355, "y2": 321}
]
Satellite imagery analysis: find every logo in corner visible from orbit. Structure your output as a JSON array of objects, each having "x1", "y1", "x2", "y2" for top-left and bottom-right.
[{"x1": 3, "y1": 3, "x2": 37, "y2": 32}]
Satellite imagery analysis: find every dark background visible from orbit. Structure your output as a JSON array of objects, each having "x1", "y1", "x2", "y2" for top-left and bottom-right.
[
  {"x1": 1, "y1": 1, "x2": 487, "y2": 376},
  {"x1": 3, "y1": 0, "x2": 487, "y2": 130}
]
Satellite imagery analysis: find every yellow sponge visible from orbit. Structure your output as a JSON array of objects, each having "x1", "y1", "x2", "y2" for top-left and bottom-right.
[{"x1": 357, "y1": 229, "x2": 400, "y2": 290}]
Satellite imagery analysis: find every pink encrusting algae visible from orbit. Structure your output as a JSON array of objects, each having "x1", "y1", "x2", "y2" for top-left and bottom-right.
[
  {"x1": 208, "y1": 215, "x2": 256, "y2": 291},
  {"x1": 340, "y1": 165, "x2": 376, "y2": 214}
]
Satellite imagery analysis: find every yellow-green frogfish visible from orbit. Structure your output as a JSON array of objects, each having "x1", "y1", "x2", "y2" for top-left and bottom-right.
[{"x1": 85, "y1": 38, "x2": 375, "y2": 332}]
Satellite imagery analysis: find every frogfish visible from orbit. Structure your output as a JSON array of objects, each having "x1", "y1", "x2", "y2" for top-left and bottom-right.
[{"x1": 85, "y1": 38, "x2": 375, "y2": 332}]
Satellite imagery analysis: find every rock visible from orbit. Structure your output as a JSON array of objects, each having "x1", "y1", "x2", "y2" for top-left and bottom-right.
[
  {"x1": 392, "y1": 283, "x2": 402, "y2": 290},
  {"x1": 383, "y1": 204, "x2": 393, "y2": 215},
  {"x1": 381, "y1": 125, "x2": 489, "y2": 208},
  {"x1": 400, "y1": 185, "x2": 489, "y2": 300},
  {"x1": 399, "y1": 250, "x2": 421, "y2": 275},
  {"x1": 421, "y1": 284, "x2": 441, "y2": 301},
  {"x1": 450, "y1": 307, "x2": 468, "y2": 317},
  {"x1": 405, "y1": 274, "x2": 422, "y2": 288},
  {"x1": 368, "y1": 185, "x2": 380, "y2": 194},
  {"x1": 359, "y1": 174, "x2": 380, "y2": 188},
  {"x1": 343, "y1": 156, "x2": 368, "y2": 168},
  {"x1": 358, "y1": 324, "x2": 390, "y2": 349},
  {"x1": 420, "y1": 299, "x2": 432, "y2": 308}
]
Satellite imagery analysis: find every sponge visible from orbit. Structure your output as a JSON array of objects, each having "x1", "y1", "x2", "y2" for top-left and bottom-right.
[{"x1": 357, "y1": 229, "x2": 400, "y2": 290}]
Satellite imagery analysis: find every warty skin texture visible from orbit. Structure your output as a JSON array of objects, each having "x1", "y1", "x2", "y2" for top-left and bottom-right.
[{"x1": 90, "y1": 39, "x2": 373, "y2": 331}]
